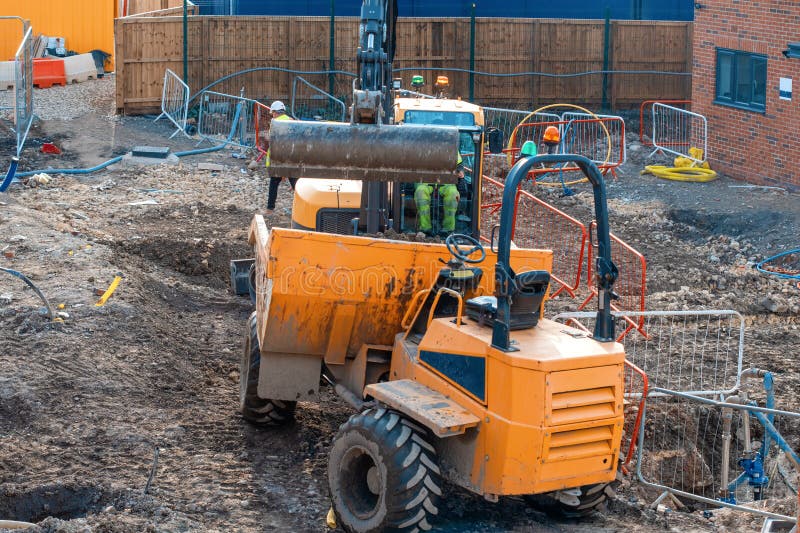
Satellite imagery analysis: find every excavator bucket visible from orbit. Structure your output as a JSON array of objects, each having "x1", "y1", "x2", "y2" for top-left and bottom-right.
[{"x1": 268, "y1": 120, "x2": 462, "y2": 183}]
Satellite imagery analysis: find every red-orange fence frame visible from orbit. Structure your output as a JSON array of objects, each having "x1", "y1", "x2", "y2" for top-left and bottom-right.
[
  {"x1": 507, "y1": 117, "x2": 626, "y2": 179},
  {"x1": 621, "y1": 359, "x2": 649, "y2": 474},
  {"x1": 479, "y1": 175, "x2": 587, "y2": 299},
  {"x1": 253, "y1": 101, "x2": 271, "y2": 161},
  {"x1": 638, "y1": 99, "x2": 691, "y2": 147}
]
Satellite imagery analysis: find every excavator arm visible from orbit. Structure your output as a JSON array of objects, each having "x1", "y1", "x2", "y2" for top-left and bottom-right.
[
  {"x1": 353, "y1": 0, "x2": 397, "y2": 124},
  {"x1": 268, "y1": 0, "x2": 462, "y2": 234}
]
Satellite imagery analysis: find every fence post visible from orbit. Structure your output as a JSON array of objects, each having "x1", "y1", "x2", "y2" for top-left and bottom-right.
[
  {"x1": 182, "y1": 0, "x2": 188, "y2": 83},
  {"x1": 602, "y1": 7, "x2": 611, "y2": 112},
  {"x1": 469, "y1": 3, "x2": 475, "y2": 102},
  {"x1": 329, "y1": 0, "x2": 335, "y2": 96}
]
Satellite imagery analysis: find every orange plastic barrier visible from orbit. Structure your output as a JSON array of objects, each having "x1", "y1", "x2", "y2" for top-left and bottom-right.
[{"x1": 33, "y1": 57, "x2": 66, "y2": 88}]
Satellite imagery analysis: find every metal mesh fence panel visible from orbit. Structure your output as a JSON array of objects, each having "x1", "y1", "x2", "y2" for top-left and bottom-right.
[
  {"x1": 637, "y1": 390, "x2": 799, "y2": 522},
  {"x1": 561, "y1": 112, "x2": 626, "y2": 172},
  {"x1": 650, "y1": 103, "x2": 708, "y2": 163},
  {"x1": 196, "y1": 90, "x2": 257, "y2": 148},
  {"x1": 479, "y1": 176, "x2": 587, "y2": 299},
  {"x1": 479, "y1": 175, "x2": 504, "y2": 246},
  {"x1": 155, "y1": 69, "x2": 191, "y2": 139},
  {"x1": 482, "y1": 106, "x2": 534, "y2": 147},
  {"x1": 513, "y1": 188, "x2": 587, "y2": 298},
  {"x1": 253, "y1": 100, "x2": 270, "y2": 156},
  {"x1": 639, "y1": 100, "x2": 690, "y2": 147},
  {"x1": 13, "y1": 25, "x2": 33, "y2": 157},
  {"x1": 291, "y1": 76, "x2": 346, "y2": 122}
]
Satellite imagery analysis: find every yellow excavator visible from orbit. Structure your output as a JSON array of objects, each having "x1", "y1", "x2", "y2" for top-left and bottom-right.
[{"x1": 238, "y1": 1, "x2": 625, "y2": 531}]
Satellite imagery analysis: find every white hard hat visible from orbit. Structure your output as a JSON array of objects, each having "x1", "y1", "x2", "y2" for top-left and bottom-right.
[{"x1": 270, "y1": 101, "x2": 286, "y2": 112}]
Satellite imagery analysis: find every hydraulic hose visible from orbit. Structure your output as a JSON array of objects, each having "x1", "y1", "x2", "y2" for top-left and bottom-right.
[
  {"x1": 173, "y1": 144, "x2": 227, "y2": 157},
  {"x1": 9, "y1": 147, "x2": 225, "y2": 186},
  {"x1": 0, "y1": 267, "x2": 56, "y2": 321}
]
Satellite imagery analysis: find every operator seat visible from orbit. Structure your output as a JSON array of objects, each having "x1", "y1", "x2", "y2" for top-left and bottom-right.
[{"x1": 465, "y1": 270, "x2": 550, "y2": 330}]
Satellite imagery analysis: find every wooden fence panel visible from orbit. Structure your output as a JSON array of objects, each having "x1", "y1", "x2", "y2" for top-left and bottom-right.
[
  {"x1": 115, "y1": 16, "x2": 204, "y2": 115},
  {"x1": 611, "y1": 21, "x2": 692, "y2": 106},
  {"x1": 114, "y1": 15, "x2": 692, "y2": 115}
]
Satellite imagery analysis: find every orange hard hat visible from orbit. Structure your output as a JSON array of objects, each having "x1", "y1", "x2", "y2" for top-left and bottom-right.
[{"x1": 543, "y1": 125, "x2": 560, "y2": 144}]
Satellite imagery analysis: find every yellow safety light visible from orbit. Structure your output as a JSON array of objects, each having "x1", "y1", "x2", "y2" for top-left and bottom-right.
[{"x1": 435, "y1": 75, "x2": 449, "y2": 87}]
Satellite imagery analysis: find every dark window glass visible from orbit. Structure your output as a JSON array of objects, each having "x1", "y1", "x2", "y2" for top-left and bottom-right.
[
  {"x1": 753, "y1": 57, "x2": 767, "y2": 107},
  {"x1": 715, "y1": 48, "x2": 767, "y2": 112},
  {"x1": 716, "y1": 51, "x2": 733, "y2": 100},
  {"x1": 403, "y1": 110, "x2": 475, "y2": 126}
]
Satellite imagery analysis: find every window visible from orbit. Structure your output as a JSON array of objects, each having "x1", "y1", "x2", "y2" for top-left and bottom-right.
[
  {"x1": 403, "y1": 110, "x2": 475, "y2": 126},
  {"x1": 715, "y1": 48, "x2": 767, "y2": 112}
]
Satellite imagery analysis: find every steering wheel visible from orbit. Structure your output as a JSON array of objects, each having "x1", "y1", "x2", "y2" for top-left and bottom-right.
[{"x1": 445, "y1": 234, "x2": 486, "y2": 264}]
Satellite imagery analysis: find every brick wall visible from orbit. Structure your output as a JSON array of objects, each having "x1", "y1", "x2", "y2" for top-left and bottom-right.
[{"x1": 692, "y1": 0, "x2": 800, "y2": 190}]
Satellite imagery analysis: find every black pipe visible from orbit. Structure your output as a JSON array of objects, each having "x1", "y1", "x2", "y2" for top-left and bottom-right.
[{"x1": 491, "y1": 153, "x2": 617, "y2": 350}]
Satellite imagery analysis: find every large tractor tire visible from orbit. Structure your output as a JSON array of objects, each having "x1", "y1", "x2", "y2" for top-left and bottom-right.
[
  {"x1": 525, "y1": 482, "x2": 614, "y2": 518},
  {"x1": 239, "y1": 312, "x2": 296, "y2": 425},
  {"x1": 328, "y1": 408, "x2": 442, "y2": 533}
]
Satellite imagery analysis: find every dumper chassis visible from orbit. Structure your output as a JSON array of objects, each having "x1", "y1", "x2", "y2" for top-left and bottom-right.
[{"x1": 239, "y1": 153, "x2": 624, "y2": 532}]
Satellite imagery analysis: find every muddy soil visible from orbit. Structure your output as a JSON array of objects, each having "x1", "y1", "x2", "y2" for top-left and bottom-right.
[{"x1": 0, "y1": 79, "x2": 798, "y2": 532}]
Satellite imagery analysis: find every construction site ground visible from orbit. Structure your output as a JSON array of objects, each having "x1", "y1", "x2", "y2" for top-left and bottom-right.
[{"x1": 0, "y1": 76, "x2": 798, "y2": 533}]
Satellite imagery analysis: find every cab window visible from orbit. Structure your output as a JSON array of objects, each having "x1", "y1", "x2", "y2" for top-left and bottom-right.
[{"x1": 403, "y1": 111, "x2": 475, "y2": 127}]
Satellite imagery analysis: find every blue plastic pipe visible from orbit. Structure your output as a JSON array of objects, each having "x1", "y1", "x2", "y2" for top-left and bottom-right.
[
  {"x1": 5, "y1": 96, "x2": 242, "y2": 189},
  {"x1": 15, "y1": 155, "x2": 125, "y2": 179},
  {"x1": 0, "y1": 157, "x2": 19, "y2": 192}
]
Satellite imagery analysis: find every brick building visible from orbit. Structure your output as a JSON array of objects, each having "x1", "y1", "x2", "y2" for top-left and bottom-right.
[{"x1": 692, "y1": 0, "x2": 800, "y2": 190}]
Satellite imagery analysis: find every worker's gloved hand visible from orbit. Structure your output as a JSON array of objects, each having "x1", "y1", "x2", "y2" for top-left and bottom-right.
[{"x1": 457, "y1": 177, "x2": 468, "y2": 196}]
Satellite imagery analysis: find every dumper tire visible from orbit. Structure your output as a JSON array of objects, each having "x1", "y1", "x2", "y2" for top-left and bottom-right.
[
  {"x1": 240, "y1": 312, "x2": 296, "y2": 426},
  {"x1": 328, "y1": 408, "x2": 442, "y2": 533},
  {"x1": 525, "y1": 482, "x2": 614, "y2": 518}
]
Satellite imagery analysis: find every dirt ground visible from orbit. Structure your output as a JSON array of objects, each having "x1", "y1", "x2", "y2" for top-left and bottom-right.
[{"x1": 0, "y1": 77, "x2": 798, "y2": 532}]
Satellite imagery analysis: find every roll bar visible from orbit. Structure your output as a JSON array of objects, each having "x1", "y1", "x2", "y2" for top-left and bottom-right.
[{"x1": 491, "y1": 154, "x2": 618, "y2": 349}]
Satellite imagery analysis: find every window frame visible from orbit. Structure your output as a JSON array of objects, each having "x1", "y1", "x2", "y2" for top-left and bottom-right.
[{"x1": 714, "y1": 48, "x2": 768, "y2": 113}]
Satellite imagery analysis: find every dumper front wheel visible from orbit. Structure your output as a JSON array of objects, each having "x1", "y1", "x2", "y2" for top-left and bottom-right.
[
  {"x1": 525, "y1": 483, "x2": 613, "y2": 518},
  {"x1": 239, "y1": 312, "x2": 296, "y2": 426},
  {"x1": 328, "y1": 408, "x2": 442, "y2": 533}
]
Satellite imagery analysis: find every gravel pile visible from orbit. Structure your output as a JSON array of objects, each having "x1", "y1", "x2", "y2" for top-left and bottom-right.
[{"x1": 0, "y1": 74, "x2": 116, "y2": 122}]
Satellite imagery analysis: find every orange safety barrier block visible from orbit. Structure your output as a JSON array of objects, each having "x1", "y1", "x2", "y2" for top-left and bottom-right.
[{"x1": 33, "y1": 57, "x2": 66, "y2": 89}]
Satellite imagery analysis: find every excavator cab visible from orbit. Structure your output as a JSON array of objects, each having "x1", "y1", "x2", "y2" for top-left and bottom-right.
[
  {"x1": 394, "y1": 126, "x2": 482, "y2": 236},
  {"x1": 285, "y1": 104, "x2": 485, "y2": 239}
]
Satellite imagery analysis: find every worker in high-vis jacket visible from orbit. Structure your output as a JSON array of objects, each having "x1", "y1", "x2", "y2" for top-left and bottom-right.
[
  {"x1": 265, "y1": 101, "x2": 297, "y2": 212},
  {"x1": 414, "y1": 152, "x2": 465, "y2": 234}
]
